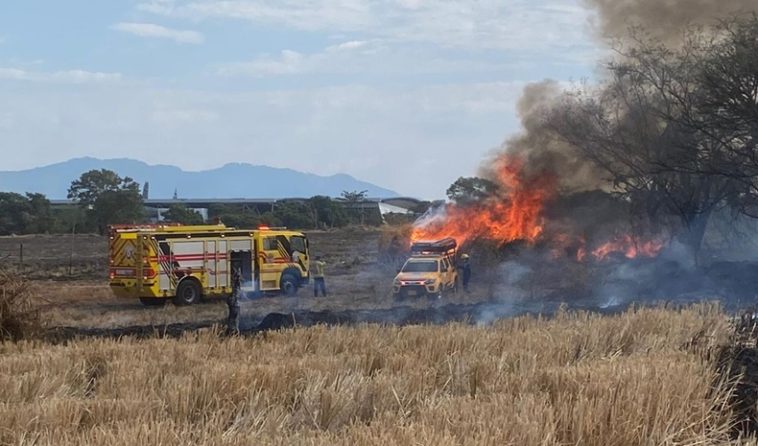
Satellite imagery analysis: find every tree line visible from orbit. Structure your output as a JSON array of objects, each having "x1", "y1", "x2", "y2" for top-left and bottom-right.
[{"x1": 0, "y1": 169, "x2": 416, "y2": 235}]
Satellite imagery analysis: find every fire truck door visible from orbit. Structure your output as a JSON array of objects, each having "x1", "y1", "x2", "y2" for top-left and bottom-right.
[
  {"x1": 229, "y1": 250, "x2": 253, "y2": 290},
  {"x1": 206, "y1": 241, "x2": 217, "y2": 288},
  {"x1": 229, "y1": 239, "x2": 257, "y2": 292},
  {"x1": 217, "y1": 240, "x2": 227, "y2": 288}
]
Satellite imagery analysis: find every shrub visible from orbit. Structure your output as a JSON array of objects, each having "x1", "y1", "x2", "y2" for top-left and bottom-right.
[{"x1": 0, "y1": 269, "x2": 41, "y2": 341}]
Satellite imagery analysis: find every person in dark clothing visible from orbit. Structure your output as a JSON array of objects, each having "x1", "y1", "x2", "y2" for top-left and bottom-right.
[
  {"x1": 459, "y1": 254, "x2": 471, "y2": 292},
  {"x1": 226, "y1": 266, "x2": 241, "y2": 334}
]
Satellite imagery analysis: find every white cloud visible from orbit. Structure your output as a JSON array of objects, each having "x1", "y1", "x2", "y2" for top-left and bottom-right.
[
  {"x1": 112, "y1": 22, "x2": 204, "y2": 44},
  {"x1": 137, "y1": 0, "x2": 183, "y2": 15},
  {"x1": 218, "y1": 40, "x2": 515, "y2": 78},
  {"x1": 219, "y1": 49, "x2": 305, "y2": 77},
  {"x1": 151, "y1": 108, "x2": 219, "y2": 124},
  {"x1": 136, "y1": 0, "x2": 591, "y2": 51},
  {"x1": 326, "y1": 40, "x2": 369, "y2": 51},
  {"x1": 0, "y1": 68, "x2": 26, "y2": 80},
  {"x1": 0, "y1": 67, "x2": 122, "y2": 83}
]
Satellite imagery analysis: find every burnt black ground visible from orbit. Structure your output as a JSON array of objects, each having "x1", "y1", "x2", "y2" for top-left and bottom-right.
[{"x1": 42, "y1": 296, "x2": 686, "y2": 342}]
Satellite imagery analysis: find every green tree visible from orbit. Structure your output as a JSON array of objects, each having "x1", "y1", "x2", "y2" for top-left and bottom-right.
[
  {"x1": 0, "y1": 192, "x2": 53, "y2": 235},
  {"x1": 50, "y1": 205, "x2": 89, "y2": 234},
  {"x1": 67, "y1": 169, "x2": 139, "y2": 206},
  {"x1": 341, "y1": 190, "x2": 370, "y2": 225},
  {"x1": 24, "y1": 193, "x2": 53, "y2": 233},
  {"x1": 446, "y1": 177, "x2": 499, "y2": 206},
  {"x1": 68, "y1": 169, "x2": 144, "y2": 233},
  {"x1": 207, "y1": 204, "x2": 281, "y2": 228},
  {"x1": 0, "y1": 193, "x2": 31, "y2": 235},
  {"x1": 341, "y1": 190, "x2": 368, "y2": 202},
  {"x1": 91, "y1": 190, "x2": 144, "y2": 233},
  {"x1": 163, "y1": 204, "x2": 204, "y2": 225},
  {"x1": 308, "y1": 196, "x2": 348, "y2": 228},
  {"x1": 275, "y1": 201, "x2": 316, "y2": 229}
]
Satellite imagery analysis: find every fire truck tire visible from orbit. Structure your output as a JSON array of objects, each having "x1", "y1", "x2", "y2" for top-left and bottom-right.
[
  {"x1": 174, "y1": 279, "x2": 202, "y2": 305},
  {"x1": 139, "y1": 297, "x2": 166, "y2": 307},
  {"x1": 280, "y1": 274, "x2": 298, "y2": 296}
]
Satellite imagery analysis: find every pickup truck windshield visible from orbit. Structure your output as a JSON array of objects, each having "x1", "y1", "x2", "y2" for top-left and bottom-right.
[{"x1": 402, "y1": 260, "x2": 438, "y2": 273}]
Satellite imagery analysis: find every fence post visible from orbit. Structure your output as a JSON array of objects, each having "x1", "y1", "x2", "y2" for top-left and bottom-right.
[
  {"x1": 19, "y1": 243, "x2": 23, "y2": 269},
  {"x1": 69, "y1": 223, "x2": 76, "y2": 276}
]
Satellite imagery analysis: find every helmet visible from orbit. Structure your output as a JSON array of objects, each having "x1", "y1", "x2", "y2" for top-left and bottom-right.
[{"x1": 461, "y1": 254, "x2": 469, "y2": 259}]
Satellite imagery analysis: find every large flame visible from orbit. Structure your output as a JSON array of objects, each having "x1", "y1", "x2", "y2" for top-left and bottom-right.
[
  {"x1": 411, "y1": 154, "x2": 666, "y2": 262},
  {"x1": 589, "y1": 234, "x2": 665, "y2": 260},
  {"x1": 411, "y1": 156, "x2": 555, "y2": 246}
]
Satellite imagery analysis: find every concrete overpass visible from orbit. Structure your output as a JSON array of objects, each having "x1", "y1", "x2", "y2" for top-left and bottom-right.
[{"x1": 50, "y1": 197, "x2": 426, "y2": 222}]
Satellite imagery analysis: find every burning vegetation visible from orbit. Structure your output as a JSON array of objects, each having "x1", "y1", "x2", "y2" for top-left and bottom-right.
[
  {"x1": 406, "y1": 9, "x2": 758, "y2": 310},
  {"x1": 412, "y1": 14, "x2": 758, "y2": 279},
  {"x1": 411, "y1": 155, "x2": 554, "y2": 247}
]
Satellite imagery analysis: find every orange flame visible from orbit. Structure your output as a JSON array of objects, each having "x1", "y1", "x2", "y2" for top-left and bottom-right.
[
  {"x1": 412, "y1": 155, "x2": 555, "y2": 246},
  {"x1": 589, "y1": 234, "x2": 665, "y2": 260}
]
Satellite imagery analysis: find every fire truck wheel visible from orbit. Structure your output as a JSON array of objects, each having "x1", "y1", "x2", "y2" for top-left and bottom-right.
[
  {"x1": 174, "y1": 279, "x2": 202, "y2": 305},
  {"x1": 280, "y1": 274, "x2": 298, "y2": 296},
  {"x1": 139, "y1": 297, "x2": 166, "y2": 307}
]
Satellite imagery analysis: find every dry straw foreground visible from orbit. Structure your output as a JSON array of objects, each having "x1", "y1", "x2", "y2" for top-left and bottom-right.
[{"x1": 0, "y1": 304, "x2": 747, "y2": 445}]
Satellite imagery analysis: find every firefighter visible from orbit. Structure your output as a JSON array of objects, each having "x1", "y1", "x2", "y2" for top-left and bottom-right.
[
  {"x1": 312, "y1": 256, "x2": 327, "y2": 297},
  {"x1": 226, "y1": 266, "x2": 242, "y2": 334},
  {"x1": 460, "y1": 254, "x2": 471, "y2": 292}
]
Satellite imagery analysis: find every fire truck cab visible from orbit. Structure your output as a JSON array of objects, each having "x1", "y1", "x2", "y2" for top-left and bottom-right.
[
  {"x1": 108, "y1": 224, "x2": 310, "y2": 306},
  {"x1": 392, "y1": 238, "x2": 459, "y2": 299}
]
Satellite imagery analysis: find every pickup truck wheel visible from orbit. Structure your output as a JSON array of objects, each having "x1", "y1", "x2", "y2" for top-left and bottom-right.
[{"x1": 174, "y1": 279, "x2": 201, "y2": 305}]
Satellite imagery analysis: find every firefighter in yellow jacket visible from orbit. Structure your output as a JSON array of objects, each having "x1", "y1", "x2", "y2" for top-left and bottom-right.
[{"x1": 312, "y1": 256, "x2": 327, "y2": 297}]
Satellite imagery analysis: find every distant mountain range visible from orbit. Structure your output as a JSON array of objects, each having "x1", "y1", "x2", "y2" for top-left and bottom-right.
[{"x1": 0, "y1": 157, "x2": 398, "y2": 199}]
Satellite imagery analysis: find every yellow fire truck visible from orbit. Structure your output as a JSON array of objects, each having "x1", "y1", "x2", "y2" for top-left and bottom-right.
[{"x1": 108, "y1": 224, "x2": 310, "y2": 306}]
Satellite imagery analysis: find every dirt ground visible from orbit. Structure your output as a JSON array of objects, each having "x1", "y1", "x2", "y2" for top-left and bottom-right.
[{"x1": 0, "y1": 229, "x2": 497, "y2": 330}]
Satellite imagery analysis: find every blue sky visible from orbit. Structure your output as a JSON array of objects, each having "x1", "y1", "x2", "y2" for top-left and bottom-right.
[{"x1": 0, "y1": 0, "x2": 602, "y2": 198}]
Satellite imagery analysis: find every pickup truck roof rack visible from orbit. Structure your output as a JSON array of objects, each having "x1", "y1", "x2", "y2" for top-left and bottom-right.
[{"x1": 410, "y1": 237, "x2": 457, "y2": 255}]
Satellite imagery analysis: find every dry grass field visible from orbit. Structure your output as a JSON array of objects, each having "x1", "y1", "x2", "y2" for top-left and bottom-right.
[
  {"x1": 1, "y1": 304, "x2": 749, "y2": 445},
  {"x1": 3, "y1": 230, "x2": 758, "y2": 444}
]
